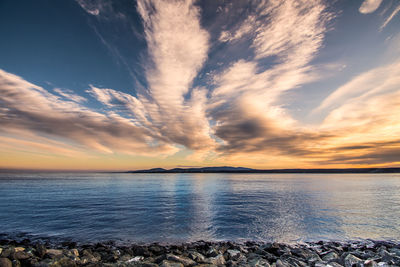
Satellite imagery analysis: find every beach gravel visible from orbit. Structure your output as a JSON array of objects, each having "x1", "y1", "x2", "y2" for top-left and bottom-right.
[{"x1": 1, "y1": 239, "x2": 400, "y2": 266}]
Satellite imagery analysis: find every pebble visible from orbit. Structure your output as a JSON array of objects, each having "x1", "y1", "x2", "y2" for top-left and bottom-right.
[{"x1": 0, "y1": 239, "x2": 399, "y2": 266}]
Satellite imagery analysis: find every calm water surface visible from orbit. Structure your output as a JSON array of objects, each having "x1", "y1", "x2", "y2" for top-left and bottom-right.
[{"x1": 0, "y1": 173, "x2": 399, "y2": 243}]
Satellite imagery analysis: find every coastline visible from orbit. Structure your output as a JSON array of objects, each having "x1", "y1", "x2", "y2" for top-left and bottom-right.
[{"x1": 1, "y1": 238, "x2": 400, "y2": 267}]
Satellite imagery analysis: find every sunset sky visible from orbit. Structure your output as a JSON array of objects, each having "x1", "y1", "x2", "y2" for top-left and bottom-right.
[{"x1": 1, "y1": 0, "x2": 400, "y2": 170}]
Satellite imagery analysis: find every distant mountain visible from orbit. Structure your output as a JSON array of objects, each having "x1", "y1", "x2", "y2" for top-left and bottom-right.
[{"x1": 126, "y1": 167, "x2": 400, "y2": 173}]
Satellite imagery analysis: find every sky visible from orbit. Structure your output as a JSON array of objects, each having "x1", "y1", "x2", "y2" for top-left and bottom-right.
[{"x1": 0, "y1": 0, "x2": 400, "y2": 170}]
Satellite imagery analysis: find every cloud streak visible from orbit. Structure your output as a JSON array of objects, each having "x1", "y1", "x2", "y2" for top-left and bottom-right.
[
  {"x1": 381, "y1": 4, "x2": 400, "y2": 30},
  {"x1": 0, "y1": 69, "x2": 178, "y2": 157}
]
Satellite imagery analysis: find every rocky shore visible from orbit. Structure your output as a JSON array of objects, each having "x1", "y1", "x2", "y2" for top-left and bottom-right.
[{"x1": 0, "y1": 239, "x2": 400, "y2": 267}]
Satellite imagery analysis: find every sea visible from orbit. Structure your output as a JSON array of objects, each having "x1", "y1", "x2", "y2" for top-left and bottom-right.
[{"x1": 0, "y1": 172, "x2": 399, "y2": 244}]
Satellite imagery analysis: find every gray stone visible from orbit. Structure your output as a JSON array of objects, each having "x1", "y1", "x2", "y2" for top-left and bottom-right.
[
  {"x1": 344, "y1": 254, "x2": 363, "y2": 267},
  {"x1": 70, "y1": 249, "x2": 79, "y2": 257},
  {"x1": 205, "y1": 255, "x2": 225, "y2": 266},
  {"x1": 227, "y1": 250, "x2": 241, "y2": 260},
  {"x1": 188, "y1": 251, "x2": 205, "y2": 262},
  {"x1": 159, "y1": 260, "x2": 184, "y2": 267},
  {"x1": 45, "y1": 249, "x2": 63, "y2": 259},
  {"x1": 377, "y1": 262, "x2": 390, "y2": 267},
  {"x1": 11, "y1": 259, "x2": 21, "y2": 267},
  {"x1": 275, "y1": 259, "x2": 291, "y2": 267},
  {"x1": 248, "y1": 257, "x2": 270, "y2": 267},
  {"x1": 35, "y1": 244, "x2": 47, "y2": 258},
  {"x1": 364, "y1": 259, "x2": 379, "y2": 267},
  {"x1": 56, "y1": 257, "x2": 77, "y2": 267},
  {"x1": 126, "y1": 256, "x2": 145, "y2": 263},
  {"x1": 0, "y1": 258, "x2": 12, "y2": 267},
  {"x1": 283, "y1": 256, "x2": 307, "y2": 267},
  {"x1": 206, "y1": 248, "x2": 219, "y2": 258},
  {"x1": 322, "y1": 251, "x2": 339, "y2": 262},
  {"x1": 0, "y1": 249, "x2": 12, "y2": 258},
  {"x1": 165, "y1": 254, "x2": 196, "y2": 266},
  {"x1": 389, "y1": 248, "x2": 400, "y2": 257},
  {"x1": 326, "y1": 262, "x2": 344, "y2": 267},
  {"x1": 12, "y1": 251, "x2": 30, "y2": 261}
]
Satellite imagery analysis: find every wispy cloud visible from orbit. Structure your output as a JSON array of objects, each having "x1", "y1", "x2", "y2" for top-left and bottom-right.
[
  {"x1": 75, "y1": 0, "x2": 105, "y2": 16},
  {"x1": 54, "y1": 88, "x2": 87, "y2": 103},
  {"x1": 133, "y1": 0, "x2": 214, "y2": 151},
  {"x1": 380, "y1": 4, "x2": 400, "y2": 30},
  {"x1": 0, "y1": 69, "x2": 178, "y2": 157},
  {"x1": 314, "y1": 61, "x2": 400, "y2": 112},
  {"x1": 209, "y1": 0, "x2": 332, "y2": 157}
]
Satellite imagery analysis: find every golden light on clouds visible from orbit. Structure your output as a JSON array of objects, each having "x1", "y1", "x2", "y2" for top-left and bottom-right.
[{"x1": 1, "y1": 0, "x2": 400, "y2": 170}]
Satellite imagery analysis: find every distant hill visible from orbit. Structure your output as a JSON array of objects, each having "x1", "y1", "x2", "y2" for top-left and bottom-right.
[{"x1": 126, "y1": 166, "x2": 400, "y2": 173}]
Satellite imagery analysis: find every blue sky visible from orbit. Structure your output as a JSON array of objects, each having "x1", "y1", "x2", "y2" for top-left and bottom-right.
[{"x1": 0, "y1": 0, "x2": 400, "y2": 170}]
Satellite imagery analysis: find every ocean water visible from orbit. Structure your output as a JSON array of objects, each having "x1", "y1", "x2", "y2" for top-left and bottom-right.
[{"x1": 0, "y1": 172, "x2": 399, "y2": 244}]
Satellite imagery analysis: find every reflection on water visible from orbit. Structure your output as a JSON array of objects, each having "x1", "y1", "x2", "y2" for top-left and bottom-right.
[{"x1": 0, "y1": 173, "x2": 399, "y2": 243}]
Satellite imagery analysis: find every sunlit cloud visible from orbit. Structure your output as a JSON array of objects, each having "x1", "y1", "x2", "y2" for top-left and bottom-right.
[
  {"x1": 359, "y1": 0, "x2": 384, "y2": 14},
  {"x1": 76, "y1": 0, "x2": 103, "y2": 16},
  {"x1": 54, "y1": 88, "x2": 87, "y2": 103},
  {"x1": 2, "y1": 0, "x2": 400, "y2": 169},
  {"x1": 134, "y1": 0, "x2": 215, "y2": 151},
  {"x1": 209, "y1": 0, "x2": 332, "y2": 158},
  {"x1": 0, "y1": 69, "x2": 178, "y2": 157}
]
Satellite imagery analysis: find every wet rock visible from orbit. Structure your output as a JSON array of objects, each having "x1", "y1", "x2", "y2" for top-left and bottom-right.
[
  {"x1": 322, "y1": 251, "x2": 339, "y2": 262},
  {"x1": 56, "y1": 257, "x2": 77, "y2": 267},
  {"x1": 248, "y1": 257, "x2": 270, "y2": 267},
  {"x1": 380, "y1": 249, "x2": 400, "y2": 265},
  {"x1": 61, "y1": 242, "x2": 76, "y2": 249},
  {"x1": 282, "y1": 256, "x2": 307, "y2": 267},
  {"x1": 0, "y1": 258, "x2": 12, "y2": 267},
  {"x1": 364, "y1": 259, "x2": 379, "y2": 267},
  {"x1": 70, "y1": 249, "x2": 79, "y2": 257},
  {"x1": 149, "y1": 245, "x2": 164, "y2": 256},
  {"x1": 327, "y1": 262, "x2": 344, "y2": 267},
  {"x1": 35, "y1": 244, "x2": 47, "y2": 258},
  {"x1": 134, "y1": 246, "x2": 151, "y2": 257},
  {"x1": 226, "y1": 249, "x2": 241, "y2": 260},
  {"x1": 126, "y1": 256, "x2": 144, "y2": 263},
  {"x1": 11, "y1": 259, "x2": 21, "y2": 267},
  {"x1": 275, "y1": 259, "x2": 291, "y2": 267},
  {"x1": 0, "y1": 249, "x2": 12, "y2": 258},
  {"x1": 389, "y1": 247, "x2": 400, "y2": 257},
  {"x1": 45, "y1": 249, "x2": 63, "y2": 259},
  {"x1": 205, "y1": 255, "x2": 225, "y2": 266},
  {"x1": 78, "y1": 249, "x2": 101, "y2": 265},
  {"x1": 292, "y1": 248, "x2": 316, "y2": 260},
  {"x1": 159, "y1": 260, "x2": 184, "y2": 267},
  {"x1": 206, "y1": 248, "x2": 218, "y2": 258},
  {"x1": 188, "y1": 251, "x2": 205, "y2": 262},
  {"x1": 343, "y1": 254, "x2": 363, "y2": 267},
  {"x1": 165, "y1": 254, "x2": 196, "y2": 266},
  {"x1": 12, "y1": 251, "x2": 30, "y2": 261},
  {"x1": 13, "y1": 248, "x2": 24, "y2": 253}
]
